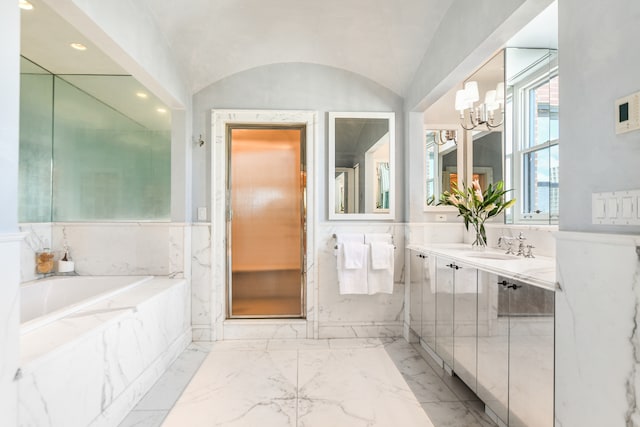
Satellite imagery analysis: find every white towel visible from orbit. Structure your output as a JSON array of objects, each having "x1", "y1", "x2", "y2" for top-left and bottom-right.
[
  {"x1": 337, "y1": 243, "x2": 368, "y2": 294},
  {"x1": 336, "y1": 233, "x2": 365, "y2": 244},
  {"x1": 368, "y1": 261, "x2": 394, "y2": 294},
  {"x1": 343, "y1": 241, "x2": 367, "y2": 269},
  {"x1": 367, "y1": 243, "x2": 394, "y2": 295},
  {"x1": 369, "y1": 242, "x2": 394, "y2": 270}
]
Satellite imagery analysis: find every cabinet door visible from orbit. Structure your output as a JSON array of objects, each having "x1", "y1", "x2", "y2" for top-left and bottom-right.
[
  {"x1": 421, "y1": 255, "x2": 436, "y2": 351},
  {"x1": 453, "y1": 262, "x2": 478, "y2": 392},
  {"x1": 435, "y1": 257, "x2": 454, "y2": 368},
  {"x1": 409, "y1": 251, "x2": 423, "y2": 336},
  {"x1": 476, "y1": 272, "x2": 509, "y2": 425},
  {"x1": 508, "y1": 281, "x2": 554, "y2": 427}
]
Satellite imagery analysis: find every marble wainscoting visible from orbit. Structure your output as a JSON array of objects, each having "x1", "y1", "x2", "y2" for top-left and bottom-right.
[
  {"x1": 317, "y1": 223, "x2": 405, "y2": 339},
  {"x1": 0, "y1": 233, "x2": 23, "y2": 427},
  {"x1": 48, "y1": 223, "x2": 187, "y2": 277},
  {"x1": 555, "y1": 232, "x2": 640, "y2": 426},
  {"x1": 19, "y1": 278, "x2": 190, "y2": 427},
  {"x1": 191, "y1": 224, "x2": 212, "y2": 341}
]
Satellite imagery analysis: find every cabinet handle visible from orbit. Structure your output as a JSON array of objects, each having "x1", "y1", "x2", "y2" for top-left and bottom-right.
[
  {"x1": 497, "y1": 280, "x2": 509, "y2": 287},
  {"x1": 454, "y1": 265, "x2": 461, "y2": 270},
  {"x1": 446, "y1": 263, "x2": 454, "y2": 268},
  {"x1": 508, "y1": 284, "x2": 522, "y2": 290}
]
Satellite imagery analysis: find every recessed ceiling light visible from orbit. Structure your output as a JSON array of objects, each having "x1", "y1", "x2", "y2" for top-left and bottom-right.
[
  {"x1": 156, "y1": 108, "x2": 167, "y2": 114},
  {"x1": 19, "y1": 0, "x2": 34, "y2": 10},
  {"x1": 136, "y1": 92, "x2": 148, "y2": 99},
  {"x1": 70, "y1": 43, "x2": 87, "y2": 51}
]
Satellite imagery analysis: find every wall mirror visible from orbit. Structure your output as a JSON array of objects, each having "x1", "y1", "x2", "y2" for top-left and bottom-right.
[
  {"x1": 328, "y1": 112, "x2": 395, "y2": 220},
  {"x1": 504, "y1": 48, "x2": 559, "y2": 224},
  {"x1": 463, "y1": 50, "x2": 505, "y2": 202},
  {"x1": 424, "y1": 126, "x2": 463, "y2": 209}
]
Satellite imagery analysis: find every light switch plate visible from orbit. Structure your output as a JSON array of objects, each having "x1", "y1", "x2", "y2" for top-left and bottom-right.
[
  {"x1": 593, "y1": 190, "x2": 640, "y2": 225},
  {"x1": 615, "y1": 91, "x2": 640, "y2": 134},
  {"x1": 197, "y1": 207, "x2": 207, "y2": 221}
]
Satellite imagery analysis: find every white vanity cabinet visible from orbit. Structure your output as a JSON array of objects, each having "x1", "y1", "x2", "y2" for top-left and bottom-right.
[
  {"x1": 409, "y1": 250, "x2": 423, "y2": 336},
  {"x1": 407, "y1": 246, "x2": 555, "y2": 427}
]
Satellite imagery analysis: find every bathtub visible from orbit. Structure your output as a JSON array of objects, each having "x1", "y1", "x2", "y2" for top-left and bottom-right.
[
  {"x1": 18, "y1": 275, "x2": 190, "y2": 427},
  {"x1": 20, "y1": 275, "x2": 153, "y2": 334}
]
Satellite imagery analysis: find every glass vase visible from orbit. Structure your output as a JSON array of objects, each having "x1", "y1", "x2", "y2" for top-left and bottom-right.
[{"x1": 471, "y1": 222, "x2": 487, "y2": 250}]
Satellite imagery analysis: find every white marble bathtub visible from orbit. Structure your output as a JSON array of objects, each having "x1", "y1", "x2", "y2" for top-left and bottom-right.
[
  {"x1": 20, "y1": 275, "x2": 153, "y2": 334},
  {"x1": 18, "y1": 276, "x2": 190, "y2": 427}
]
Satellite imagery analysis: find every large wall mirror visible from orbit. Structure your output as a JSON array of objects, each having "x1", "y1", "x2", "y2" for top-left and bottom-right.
[{"x1": 328, "y1": 112, "x2": 395, "y2": 220}]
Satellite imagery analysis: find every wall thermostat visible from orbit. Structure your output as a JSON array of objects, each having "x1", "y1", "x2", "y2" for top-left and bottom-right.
[{"x1": 615, "y1": 91, "x2": 640, "y2": 134}]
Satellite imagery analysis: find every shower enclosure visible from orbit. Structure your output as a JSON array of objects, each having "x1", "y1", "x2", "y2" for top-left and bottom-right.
[{"x1": 227, "y1": 126, "x2": 306, "y2": 318}]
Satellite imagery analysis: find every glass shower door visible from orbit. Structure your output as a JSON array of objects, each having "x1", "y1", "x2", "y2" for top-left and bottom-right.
[{"x1": 228, "y1": 127, "x2": 305, "y2": 318}]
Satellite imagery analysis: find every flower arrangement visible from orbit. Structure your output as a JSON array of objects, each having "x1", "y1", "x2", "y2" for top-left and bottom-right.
[{"x1": 439, "y1": 180, "x2": 515, "y2": 247}]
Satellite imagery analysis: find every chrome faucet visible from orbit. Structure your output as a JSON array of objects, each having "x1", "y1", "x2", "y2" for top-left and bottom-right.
[
  {"x1": 497, "y1": 235, "x2": 516, "y2": 255},
  {"x1": 516, "y1": 232, "x2": 527, "y2": 256}
]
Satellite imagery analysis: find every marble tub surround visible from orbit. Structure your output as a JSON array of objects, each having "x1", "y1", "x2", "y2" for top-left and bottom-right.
[
  {"x1": 50, "y1": 223, "x2": 186, "y2": 276},
  {"x1": 407, "y1": 243, "x2": 556, "y2": 291},
  {"x1": 555, "y1": 232, "x2": 640, "y2": 426},
  {"x1": 161, "y1": 338, "x2": 496, "y2": 427},
  {"x1": 19, "y1": 277, "x2": 190, "y2": 427}
]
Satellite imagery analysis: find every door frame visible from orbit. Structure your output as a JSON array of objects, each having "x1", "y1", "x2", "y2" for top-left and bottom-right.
[
  {"x1": 226, "y1": 124, "x2": 307, "y2": 319},
  {"x1": 211, "y1": 110, "x2": 317, "y2": 340}
]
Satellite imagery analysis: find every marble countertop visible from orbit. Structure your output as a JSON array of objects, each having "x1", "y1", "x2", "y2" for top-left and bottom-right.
[{"x1": 407, "y1": 243, "x2": 557, "y2": 291}]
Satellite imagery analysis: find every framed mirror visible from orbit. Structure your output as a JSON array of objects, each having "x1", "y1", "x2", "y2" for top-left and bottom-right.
[
  {"x1": 424, "y1": 125, "x2": 463, "y2": 210},
  {"x1": 328, "y1": 112, "x2": 395, "y2": 220}
]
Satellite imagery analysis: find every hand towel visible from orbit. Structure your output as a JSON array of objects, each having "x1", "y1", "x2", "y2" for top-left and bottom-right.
[
  {"x1": 367, "y1": 261, "x2": 394, "y2": 294},
  {"x1": 343, "y1": 241, "x2": 367, "y2": 269},
  {"x1": 369, "y1": 242, "x2": 394, "y2": 270},
  {"x1": 367, "y1": 242, "x2": 394, "y2": 295},
  {"x1": 336, "y1": 233, "x2": 365, "y2": 244},
  {"x1": 337, "y1": 243, "x2": 369, "y2": 294}
]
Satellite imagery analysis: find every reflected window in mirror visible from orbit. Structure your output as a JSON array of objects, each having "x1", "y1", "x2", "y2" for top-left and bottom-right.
[
  {"x1": 505, "y1": 48, "x2": 559, "y2": 224},
  {"x1": 424, "y1": 128, "x2": 460, "y2": 209},
  {"x1": 328, "y1": 112, "x2": 395, "y2": 220}
]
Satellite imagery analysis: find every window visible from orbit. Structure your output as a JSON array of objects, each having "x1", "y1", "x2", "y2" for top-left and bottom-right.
[{"x1": 508, "y1": 51, "x2": 559, "y2": 223}]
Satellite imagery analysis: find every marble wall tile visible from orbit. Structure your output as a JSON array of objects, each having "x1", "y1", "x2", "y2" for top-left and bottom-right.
[
  {"x1": 51, "y1": 223, "x2": 172, "y2": 276},
  {"x1": 317, "y1": 224, "x2": 405, "y2": 336},
  {"x1": 190, "y1": 225, "x2": 211, "y2": 332},
  {"x1": 555, "y1": 232, "x2": 640, "y2": 427},
  {"x1": 18, "y1": 223, "x2": 52, "y2": 282},
  {"x1": 168, "y1": 225, "x2": 185, "y2": 279},
  {"x1": 0, "y1": 235, "x2": 22, "y2": 427}
]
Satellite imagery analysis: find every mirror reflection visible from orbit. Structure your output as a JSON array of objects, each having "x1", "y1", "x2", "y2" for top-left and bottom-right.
[
  {"x1": 329, "y1": 112, "x2": 395, "y2": 219},
  {"x1": 424, "y1": 130, "x2": 458, "y2": 206}
]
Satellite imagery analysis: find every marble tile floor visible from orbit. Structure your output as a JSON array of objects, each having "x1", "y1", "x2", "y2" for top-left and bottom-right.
[{"x1": 120, "y1": 338, "x2": 496, "y2": 427}]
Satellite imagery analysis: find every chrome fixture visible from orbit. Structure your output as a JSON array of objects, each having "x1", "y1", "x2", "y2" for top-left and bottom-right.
[
  {"x1": 515, "y1": 232, "x2": 527, "y2": 257},
  {"x1": 437, "y1": 129, "x2": 457, "y2": 145},
  {"x1": 525, "y1": 244, "x2": 535, "y2": 258},
  {"x1": 455, "y1": 81, "x2": 505, "y2": 130}
]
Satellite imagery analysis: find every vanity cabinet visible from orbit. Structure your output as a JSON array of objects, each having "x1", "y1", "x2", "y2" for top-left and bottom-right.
[
  {"x1": 435, "y1": 258, "x2": 455, "y2": 368},
  {"x1": 409, "y1": 251, "x2": 423, "y2": 336},
  {"x1": 408, "y1": 247, "x2": 555, "y2": 427},
  {"x1": 477, "y1": 271, "x2": 554, "y2": 427}
]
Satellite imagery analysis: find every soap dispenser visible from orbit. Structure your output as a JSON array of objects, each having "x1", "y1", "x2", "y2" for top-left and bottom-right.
[{"x1": 57, "y1": 247, "x2": 75, "y2": 273}]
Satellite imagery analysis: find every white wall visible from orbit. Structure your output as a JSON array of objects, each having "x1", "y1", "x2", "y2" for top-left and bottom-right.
[
  {"x1": 559, "y1": 0, "x2": 640, "y2": 233},
  {"x1": 192, "y1": 62, "x2": 405, "y2": 222},
  {"x1": 0, "y1": 1, "x2": 21, "y2": 425},
  {"x1": 555, "y1": 1, "x2": 640, "y2": 425}
]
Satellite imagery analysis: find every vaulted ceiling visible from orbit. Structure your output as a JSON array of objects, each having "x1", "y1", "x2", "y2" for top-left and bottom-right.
[{"x1": 139, "y1": 0, "x2": 456, "y2": 94}]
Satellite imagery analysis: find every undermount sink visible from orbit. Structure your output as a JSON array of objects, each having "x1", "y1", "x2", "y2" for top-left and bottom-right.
[{"x1": 462, "y1": 252, "x2": 520, "y2": 260}]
